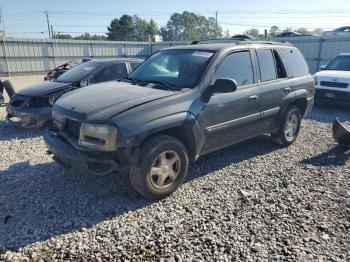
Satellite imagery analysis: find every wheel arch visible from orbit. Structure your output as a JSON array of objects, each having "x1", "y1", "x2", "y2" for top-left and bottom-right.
[
  {"x1": 134, "y1": 112, "x2": 202, "y2": 162},
  {"x1": 288, "y1": 97, "x2": 308, "y2": 117}
]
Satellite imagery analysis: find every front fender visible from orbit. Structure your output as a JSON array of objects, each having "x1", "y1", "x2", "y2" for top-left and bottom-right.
[{"x1": 118, "y1": 112, "x2": 202, "y2": 152}]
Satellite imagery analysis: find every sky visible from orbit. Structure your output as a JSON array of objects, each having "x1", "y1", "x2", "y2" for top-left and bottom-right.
[{"x1": 1, "y1": 0, "x2": 350, "y2": 38}]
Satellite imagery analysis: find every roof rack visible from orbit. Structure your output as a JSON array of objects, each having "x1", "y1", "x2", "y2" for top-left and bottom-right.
[{"x1": 192, "y1": 38, "x2": 292, "y2": 46}]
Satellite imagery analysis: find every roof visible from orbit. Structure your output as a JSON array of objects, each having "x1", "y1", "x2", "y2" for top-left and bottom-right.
[
  {"x1": 89, "y1": 57, "x2": 144, "y2": 63},
  {"x1": 163, "y1": 41, "x2": 293, "y2": 52}
]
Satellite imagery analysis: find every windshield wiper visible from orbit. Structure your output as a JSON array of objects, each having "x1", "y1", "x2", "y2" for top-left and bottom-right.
[
  {"x1": 121, "y1": 77, "x2": 140, "y2": 85},
  {"x1": 55, "y1": 79, "x2": 70, "y2": 83},
  {"x1": 142, "y1": 80, "x2": 177, "y2": 91}
]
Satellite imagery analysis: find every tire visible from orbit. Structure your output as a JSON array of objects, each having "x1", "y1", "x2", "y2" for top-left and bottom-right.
[
  {"x1": 271, "y1": 106, "x2": 301, "y2": 147},
  {"x1": 129, "y1": 135, "x2": 189, "y2": 199}
]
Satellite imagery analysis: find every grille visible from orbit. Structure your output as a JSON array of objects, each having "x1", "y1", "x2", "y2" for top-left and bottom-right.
[
  {"x1": 28, "y1": 97, "x2": 50, "y2": 107},
  {"x1": 65, "y1": 119, "x2": 81, "y2": 140},
  {"x1": 320, "y1": 81, "x2": 348, "y2": 88},
  {"x1": 11, "y1": 98, "x2": 26, "y2": 107}
]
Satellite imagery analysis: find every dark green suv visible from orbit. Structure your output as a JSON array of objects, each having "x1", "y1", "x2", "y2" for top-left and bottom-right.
[{"x1": 45, "y1": 41, "x2": 314, "y2": 199}]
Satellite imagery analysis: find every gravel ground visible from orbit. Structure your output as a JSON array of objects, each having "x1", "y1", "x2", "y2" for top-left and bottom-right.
[{"x1": 0, "y1": 104, "x2": 350, "y2": 261}]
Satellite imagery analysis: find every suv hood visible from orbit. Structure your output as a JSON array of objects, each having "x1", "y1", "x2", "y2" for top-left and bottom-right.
[
  {"x1": 315, "y1": 70, "x2": 350, "y2": 78},
  {"x1": 17, "y1": 81, "x2": 72, "y2": 97},
  {"x1": 55, "y1": 81, "x2": 177, "y2": 121},
  {"x1": 314, "y1": 70, "x2": 350, "y2": 90}
]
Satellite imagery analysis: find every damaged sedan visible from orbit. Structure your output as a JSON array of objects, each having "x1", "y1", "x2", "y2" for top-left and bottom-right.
[{"x1": 6, "y1": 58, "x2": 143, "y2": 128}]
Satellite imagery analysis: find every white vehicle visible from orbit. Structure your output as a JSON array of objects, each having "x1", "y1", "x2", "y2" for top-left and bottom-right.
[{"x1": 314, "y1": 53, "x2": 350, "y2": 105}]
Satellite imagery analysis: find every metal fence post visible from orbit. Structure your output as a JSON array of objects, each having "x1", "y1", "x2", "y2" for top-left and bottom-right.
[
  {"x1": 51, "y1": 39, "x2": 57, "y2": 68},
  {"x1": 316, "y1": 37, "x2": 324, "y2": 71},
  {"x1": 149, "y1": 38, "x2": 152, "y2": 56},
  {"x1": 91, "y1": 42, "x2": 94, "y2": 58},
  {"x1": 1, "y1": 38, "x2": 10, "y2": 76}
]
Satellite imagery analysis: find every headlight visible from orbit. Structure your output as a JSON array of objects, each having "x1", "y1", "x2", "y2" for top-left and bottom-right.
[{"x1": 78, "y1": 123, "x2": 118, "y2": 151}]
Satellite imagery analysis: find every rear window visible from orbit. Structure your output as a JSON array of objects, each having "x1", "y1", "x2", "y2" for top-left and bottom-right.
[
  {"x1": 279, "y1": 48, "x2": 309, "y2": 77},
  {"x1": 256, "y1": 49, "x2": 277, "y2": 82}
]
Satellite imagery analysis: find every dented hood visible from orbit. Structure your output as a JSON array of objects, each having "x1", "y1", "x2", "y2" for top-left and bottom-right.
[
  {"x1": 17, "y1": 81, "x2": 72, "y2": 97},
  {"x1": 54, "y1": 81, "x2": 177, "y2": 121}
]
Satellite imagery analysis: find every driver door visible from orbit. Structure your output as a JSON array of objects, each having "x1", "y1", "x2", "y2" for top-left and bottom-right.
[{"x1": 199, "y1": 50, "x2": 262, "y2": 153}]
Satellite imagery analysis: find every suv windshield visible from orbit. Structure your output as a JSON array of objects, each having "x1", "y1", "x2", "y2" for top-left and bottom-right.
[
  {"x1": 326, "y1": 56, "x2": 350, "y2": 71},
  {"x1": 129, "y1": 49, "x2": 215, "y2": 88},
  {"x1": 56, "y1": 61, "x2": 101, "y2": 83}
]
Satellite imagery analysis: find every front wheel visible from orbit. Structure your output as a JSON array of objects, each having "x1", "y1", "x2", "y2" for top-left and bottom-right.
[
  {"x1": 129, "y1": 135, "x2": 189, "y2": 199},
  {"x1": 271, "y1": 106, "x2": 301, "y2": 146}
]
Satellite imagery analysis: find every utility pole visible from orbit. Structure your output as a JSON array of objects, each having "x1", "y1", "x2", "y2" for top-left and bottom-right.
[
  {"x1": 44, "y1": 10, "x2": 51, "y2": 39},
  {"x1": 51, "y1": 25, "x2": 54, "y2": 39},
  {"x1": 0, "y1": 1, "x2": 6, "y2": 37},
  {"x1": 215, "y1": 11, "x2": 218, "y2": 29}
]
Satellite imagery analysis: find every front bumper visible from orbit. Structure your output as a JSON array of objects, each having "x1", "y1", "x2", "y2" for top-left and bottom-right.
[
  {"x1": 6, "y1": 103, "x2": 52, "y2": 128},
  {"x1": 44, "y1": 129, "x2": 121, "y2": 176},
  {"x1": 315, "y1": 88, "x2": 350, "y2": 105}
]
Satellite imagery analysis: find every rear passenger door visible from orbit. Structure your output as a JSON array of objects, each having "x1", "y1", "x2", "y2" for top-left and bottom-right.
[
  {"x1": 256, "y1": 49, "x2": 294, "y2": 131},
  {"x1": 200, "y1": 50, "x2": 263, "y2": 153},
  {"x1": 91, "y1": 63, "x2": 128, "y2": 84}
]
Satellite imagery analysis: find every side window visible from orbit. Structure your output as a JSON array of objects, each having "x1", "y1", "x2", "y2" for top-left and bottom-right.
[
  {"x1": 273, "y1": 50, "x2": 287, "y2": 79},
  {"x1": 92, "y1": 63, "x2": 128, "y2": 83},
  {"x1": 130, "y1": 62, "x2": 141, "y2": 71},
  {"x1": 279, "y1": 48, "x2": 309, "y2": 77},
  {"x1": 214, "y1": 51, "x2": 254, "y2": 87},
  {"x1": 256, "y1": 49, "x2": 277, "y2": 82}
]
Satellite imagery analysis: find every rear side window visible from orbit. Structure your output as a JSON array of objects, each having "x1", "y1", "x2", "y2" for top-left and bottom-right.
[
  {"x1": 130, "y1": 62, "x2": 141, "y2": 71},
  {"x1": 214, "y1": 51, "x2": 254, "y2": 87},
  {"x1": 279, "y1": 48, "x2": 309, "y2": 77},
  {"x1": 273, "y1": 50, "x2": 287, "y2": 78},
  {"x1": 92, "y1": 63, "x2": 127, "y2": 83},
  {"x1": 256, "y1": 49, "x2": 276, "y2": 82}
]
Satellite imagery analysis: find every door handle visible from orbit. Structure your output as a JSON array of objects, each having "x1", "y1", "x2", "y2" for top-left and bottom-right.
[
  {"x1": 248, "y1": 95, "x2": 258, "y2": 102},
  {"x1": 284, "y1": 87, "x2": 292, "y2": 93}
]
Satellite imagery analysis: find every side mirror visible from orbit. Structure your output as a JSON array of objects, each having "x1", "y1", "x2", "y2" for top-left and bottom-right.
[
  {"x1": 320, "y1": 65, "x2": 327, "y2": 70},
  {"x1": 211, "y1": 78, "x2": 237, "y2": 94},
  {"x1": 203, "y1": 78, "x2": 237, "y2": 100}
]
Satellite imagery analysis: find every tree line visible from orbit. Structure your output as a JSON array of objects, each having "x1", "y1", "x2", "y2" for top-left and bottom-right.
[
  {"x1": 54, "y1": 12, "x2": 224, "y2": 41},
  {"x1": 54, "y1": 12, "x2": 323, "y2": 41},
  {"x1": 245, "y1": 26, "x2": 323, "y2": 38}
]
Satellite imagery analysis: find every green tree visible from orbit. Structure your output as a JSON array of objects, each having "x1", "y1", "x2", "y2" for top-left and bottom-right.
[
  {"x1": 107, "y1": 15, "x2": 159, "y2": 41},
  {"x1": 161, "y1": 12, "x2": 222, "y2": 41},
  {"x1": 107, "y1": 15, "x2": 134, "y2": 40},
  {"x1": 54, "y1": 33, "x2": 73, "y2": 39},
  {"x1": 75, "y1": 33, "x2": 106, "y2": 40},
  {"x1": 245, "y1": 28, "x2": 260, "y2": 38},
  {"x1": 295, "y1": 27, "x2": 311, "y2": 35},
  {"x1": 132, "y1": 15, "x2": 150, "y2": 41},
  {"x1": 148, "y1": 19, "x2": 160, "y2": 40},
  {"x1": 313, "y1": 28, "x2": 323, "y2": 35}
]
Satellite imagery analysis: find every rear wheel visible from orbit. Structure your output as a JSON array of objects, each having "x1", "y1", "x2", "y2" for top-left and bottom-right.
[
  {"x1": 271, "y1": 106, "x2": 301, "y2": 146},
  {"x1": 129, "y1": 135, "x2": 189, "y2": 199}
]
